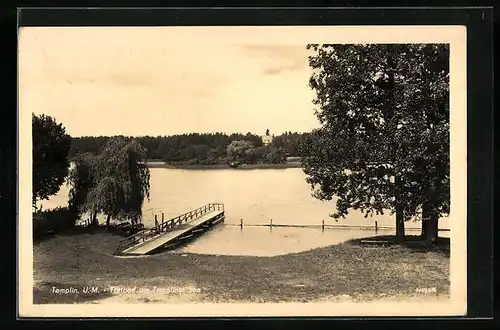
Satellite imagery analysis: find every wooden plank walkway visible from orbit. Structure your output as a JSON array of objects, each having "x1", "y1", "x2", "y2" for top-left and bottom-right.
[
  {"x1": 122, "y1": 210, "x2": 224, "y2": 255},
  {"x1": 114, "y1": 203, "x2": 225, "y2": 256}
]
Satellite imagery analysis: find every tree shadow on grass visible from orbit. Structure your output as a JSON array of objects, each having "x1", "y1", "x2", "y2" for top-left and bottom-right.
[
  {"x1": 345, "y1": 235, "x2": 450, "y2": 257},
  {"x1": 33, "y1": 225, "x2": 129, "y2": 245},
  {"x1": 33, "y1": 281, "x2": 114, "y2": 304}
]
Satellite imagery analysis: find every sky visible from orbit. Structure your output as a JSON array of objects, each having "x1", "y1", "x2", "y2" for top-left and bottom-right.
[{"x1": 18, "y1": 27, "x2": 320, "y2": 137}]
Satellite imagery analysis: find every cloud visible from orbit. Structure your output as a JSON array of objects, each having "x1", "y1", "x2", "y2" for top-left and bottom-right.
[
  {"x1": 19, "y1": 29, "x2": 319, "y2": 137},
  {"x1": 60, "y1": 71, "x2": 159, "y2": 88},
  {"x1": 22, "y1": 38, "x2": 227, "y2": 100},
  {"x1": 238, "y1": 45, "x2": 309, "y2": 76},
  {"x1": 262, "y1": 62, "x2": 304, "y2": 75}
]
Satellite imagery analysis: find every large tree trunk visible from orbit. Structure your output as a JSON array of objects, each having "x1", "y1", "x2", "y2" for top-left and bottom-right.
[
  {"x1": 428, "y1": 214, "x2": 439, "y2": 243},
  {"x1": 395, "y1": 203, "x2": 405, "y2": 242},
  {"x1": 395, "y1": 174, "x2": 405, "y2": 242},
  {"x1": 92, "y1": 211, "x2": 98, "y2": 227},
  {"x1": 422, "y1": 203, "x2": 439, "y2": 244},
  {"x1": 421, "y1": 218, "x2": 427, "y2": 237},
  {"x1": 387, "y1": 47, "x2": 405, "y2": 243}
]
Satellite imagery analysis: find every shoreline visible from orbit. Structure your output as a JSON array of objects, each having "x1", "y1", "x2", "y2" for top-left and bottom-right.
[
  {"x1": 33, "y1": 230, "x2": 450, "y2": 305},
  {"x1": 145, "y1": 162, "x2": 302, "y2": 170}
]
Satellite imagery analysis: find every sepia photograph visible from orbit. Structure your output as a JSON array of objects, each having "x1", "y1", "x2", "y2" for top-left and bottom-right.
[{"x1": 18, "y1": 25, "x2": 467, "y2": 317}]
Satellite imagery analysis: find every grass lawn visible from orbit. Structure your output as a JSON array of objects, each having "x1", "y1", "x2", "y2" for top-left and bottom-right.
[{"x1": 33, "y1": 227, "x2": 450, "y2": 304}]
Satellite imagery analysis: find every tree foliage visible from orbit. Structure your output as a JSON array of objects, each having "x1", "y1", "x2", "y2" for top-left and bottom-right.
[
  {"x1": 272, "y1": 132, "x2": 305, "y2": 157},
  {"x1": 67, "y1": 137, "x2": 151, "y2": 228},
  {"x1": 301, "y1": 44, "x2": 450, "y2": 242},
  {"x1": 226, "y1": 140, "x2": 255, "y2": 165},
  {"x1": 69, "y1": 132, "x2": 305, "y2": 166},
  {"x1": 263, "y1": 146, "x2": 287, "y2": 164},
  {"x1": 32, "y1": 114, "x2": 72, "y2": 208},
  {"x1": 67, "y1": 152, "x2": 96, "y2": 218}
]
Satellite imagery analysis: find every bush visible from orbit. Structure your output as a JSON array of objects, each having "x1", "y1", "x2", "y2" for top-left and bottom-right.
[{"x1": 33, "y1": 206, "x2": 78, "y2": 239}]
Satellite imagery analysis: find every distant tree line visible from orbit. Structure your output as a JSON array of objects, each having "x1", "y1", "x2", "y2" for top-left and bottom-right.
[
  {"x1": 272, "y1": 132, "x2": 307, "y2": 158},
  {"x1": 68, "y1": 132, "x2": 310, "y2": 166}
]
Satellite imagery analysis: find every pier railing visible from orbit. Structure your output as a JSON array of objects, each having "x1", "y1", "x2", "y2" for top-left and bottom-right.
[{"x1": 114, "y1": 203, "x2": 224, "y2": 255}]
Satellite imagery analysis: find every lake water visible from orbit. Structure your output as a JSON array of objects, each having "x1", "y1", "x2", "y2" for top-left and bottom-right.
[{"x1": 39, "y1": 168, "x2": 450, "y2": 256}]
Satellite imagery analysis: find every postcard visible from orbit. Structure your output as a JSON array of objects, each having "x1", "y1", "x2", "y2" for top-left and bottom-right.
[{"x1": 18, "y1": 25, "x2": 467, "y2": 317}]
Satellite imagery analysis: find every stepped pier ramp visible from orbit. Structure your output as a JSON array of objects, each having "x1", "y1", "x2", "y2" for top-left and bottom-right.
[{"x1": 114, "y1": 203, "x2": 225, "y2": 256}]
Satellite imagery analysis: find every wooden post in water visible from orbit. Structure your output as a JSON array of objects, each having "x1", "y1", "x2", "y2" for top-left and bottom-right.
[
  {"x1": 240, "y1": 218, "x2": 243, "y2": 228},
  {"x1": 270, "y1": 219, "x2": 273, "y2": 229},
  {"x1": 322, "y1": 220, "x2": 325, "y2": 231},
  {"x1": 375, "y1": 221, "x2": 378, "y2": 232}
]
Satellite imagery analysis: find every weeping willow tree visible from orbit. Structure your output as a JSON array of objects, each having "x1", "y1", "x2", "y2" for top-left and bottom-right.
[
  {"x1": 300, "y1": 44, "x2": 449, "y2": 243},
  {"x1": 67, "y1": 152, "x2": 98, "y2": 224},
  {"x1": 68, "y1": 137, "x2": 151, "y2": 228}
]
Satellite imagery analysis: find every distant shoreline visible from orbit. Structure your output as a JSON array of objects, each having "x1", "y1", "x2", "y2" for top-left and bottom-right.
[{"x1": 145, "y1": 161, "x2": 302, "y2": 170}]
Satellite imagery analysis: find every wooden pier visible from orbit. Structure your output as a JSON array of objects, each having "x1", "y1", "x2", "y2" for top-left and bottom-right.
[{"x1": 114, "y1": 203, "x2": 224, "y2": 256}]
